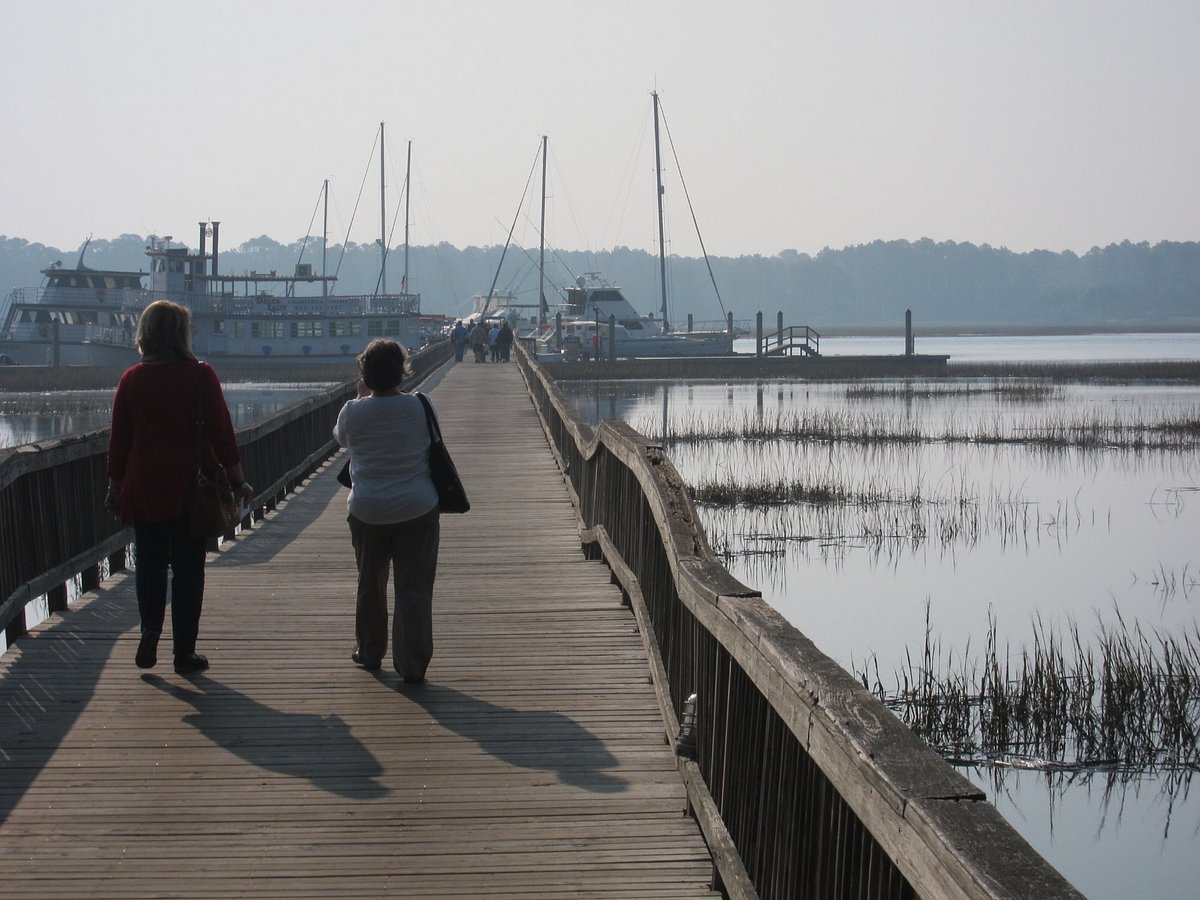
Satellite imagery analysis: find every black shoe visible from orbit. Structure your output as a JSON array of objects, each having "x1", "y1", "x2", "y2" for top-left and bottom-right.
[
  {"x1": 402, "y1": 674, "x2": 426, "y2": 685},
  {"x1": 174, "y1": 653, "x2": 209, "y2": 675},
  {"x1": 352, "y1": 649, "x2": 382, "y2": 671},
  {"x1": 135, "y1": 631, "x2": 160, "y2": 669}
]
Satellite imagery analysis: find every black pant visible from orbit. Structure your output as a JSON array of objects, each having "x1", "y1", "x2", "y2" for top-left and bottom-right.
[{"x1": 134, "y1": 516, "x2": 207, "y2": 658}]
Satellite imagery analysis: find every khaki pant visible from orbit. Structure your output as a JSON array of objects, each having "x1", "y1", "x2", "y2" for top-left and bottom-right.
[{"x1": 348, "y1": 508, "x2": 440, "y2": 678}]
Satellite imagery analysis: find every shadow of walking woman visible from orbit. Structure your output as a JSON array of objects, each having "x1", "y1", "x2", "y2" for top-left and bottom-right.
[
  {"x1": 391, "y1": 681, "x2": 628, "y2": 794},
  {"x1": 144, "y1": 673, "x2": 390, "y2": 800}
]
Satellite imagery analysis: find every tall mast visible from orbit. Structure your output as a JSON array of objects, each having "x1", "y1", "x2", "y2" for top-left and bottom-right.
[
  {"x1": 322, "y1": 179, "x2": 329, "y2": 298},
  {"x1": 653, "y1": 91, "x2": 669, "y2": 332},
  {"x1": 538, "y1": 134, "x2": 547, "y2": 327},
  {"x1": 404, "y1": 140, "x2": 412, "y2": 293},
  {"x1": 379, "y1": 121, "x2": 387, "y2": 295}
]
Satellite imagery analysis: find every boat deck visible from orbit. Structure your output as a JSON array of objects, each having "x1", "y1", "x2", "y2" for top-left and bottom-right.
[{"x1": 0, "y1": 358, "x2": 719, "y2": 897}]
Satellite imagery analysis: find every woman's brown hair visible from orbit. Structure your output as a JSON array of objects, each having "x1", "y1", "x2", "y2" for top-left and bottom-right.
[
  {"x1": 358, "y1": 339, "x2": 412, "y2": 391},
  {"x1": 136, "y1": 300, "x2": 197, "y2": 360}
]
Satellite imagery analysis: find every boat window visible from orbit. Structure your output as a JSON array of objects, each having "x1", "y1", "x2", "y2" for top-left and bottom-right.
[
  {"x1": 291, "y1": 321, "x2": 323, "y2": 339},
  {"x1": 384, "y1": 320, "x2": 400, "y2": 336},
  {"x1": 368, "y1": 321, "x2": 383, "y2": 337},
  {"x1": 252, "y1": 321, "x2": 286, "y2": 339}
]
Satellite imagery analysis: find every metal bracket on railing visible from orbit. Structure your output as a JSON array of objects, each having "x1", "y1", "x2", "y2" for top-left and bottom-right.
[{"x1": 675, "y1": 692, "x2": 698, "y2": 759}]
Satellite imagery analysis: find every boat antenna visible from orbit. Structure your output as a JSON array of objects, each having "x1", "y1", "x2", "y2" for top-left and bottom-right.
[
  {"x1": 539, "y1": 134, "x2": 548, "y2": 326},
  {"x1": 323, "y1": 179, "x2": 329, "y2": 298},
  {"x1": 379, "y1": 121, "x2": 387, "y2": 295},
  {"x1": 659, "y1": 98, "x2": 729, "y2": 320},
  {"x1": 653, "y1": 91, "x2": 670, "y2": 332},
  {"x1": 404, "y1": 140, "x2": 412, "y2": 294},
  {"x1": 482, "y1": 138, "x2": 542, "y2": 317}
]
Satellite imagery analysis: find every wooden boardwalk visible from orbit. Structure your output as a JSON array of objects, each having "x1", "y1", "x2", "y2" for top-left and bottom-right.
[{"x1": 0, "y1": 359, "x2": 719, "y2": 898}]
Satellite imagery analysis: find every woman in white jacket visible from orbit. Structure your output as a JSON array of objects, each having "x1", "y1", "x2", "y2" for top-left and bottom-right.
[{"x1": 333, "y1": 339, "x2": 440, "y2": 683}]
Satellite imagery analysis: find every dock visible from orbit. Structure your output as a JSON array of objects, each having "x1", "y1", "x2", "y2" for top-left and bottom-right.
[{"x1": 0, "y1": 359, "x2": 720, "y2": 897}]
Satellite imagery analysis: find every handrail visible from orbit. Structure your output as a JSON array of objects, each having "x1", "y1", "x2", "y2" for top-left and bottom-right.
[
  {"x1": 0, "y1": 339, "x2": 453, "y2": 644},
  {"x1": 513, "y1": 341, "x2": 1082, "y2": 899},
  {"x1": 762, "y1": 324, "x2": 821, "y2": 356}
]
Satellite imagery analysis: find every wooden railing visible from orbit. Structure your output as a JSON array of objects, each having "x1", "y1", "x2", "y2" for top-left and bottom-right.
[
  {"x1": 0, "y1": 340, "x2": 453, "y2": 645},
  {"x1": 514, "y1": 342, "x2": 1082, "y2": 900}
]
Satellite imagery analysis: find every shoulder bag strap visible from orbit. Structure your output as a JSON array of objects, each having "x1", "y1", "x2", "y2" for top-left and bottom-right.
[
  {"x1": 415, "y1": 392, "x2": 442, "y2": 446},
  {"x1": 195, "y1": 364, "x2": 206, "y2": 470}
]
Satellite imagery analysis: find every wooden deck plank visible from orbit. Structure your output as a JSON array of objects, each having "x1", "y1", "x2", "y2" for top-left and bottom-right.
[{"x1": 0, "y1": 359, "x2": 720, "y2": 898}]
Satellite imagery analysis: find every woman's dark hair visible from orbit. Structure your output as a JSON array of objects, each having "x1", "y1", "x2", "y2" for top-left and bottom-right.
[
  {"x1": 358, "y1": 339, "x2": 411, "y2": 391},
  {"x1": 136, "y1": 300, "x2": 197, "y2": 360}
]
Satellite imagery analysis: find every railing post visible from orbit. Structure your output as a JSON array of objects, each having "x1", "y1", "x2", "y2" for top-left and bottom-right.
[
  {"x1": 47, "y1": 583, "x2": 69, "y2": 614},
  {"x1": 755, "y1": 311, "x2": 763, "y2": 359}
]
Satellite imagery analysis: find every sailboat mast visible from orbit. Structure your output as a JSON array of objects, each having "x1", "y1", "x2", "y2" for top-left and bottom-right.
[
  {"x1": 539, "y1": 134, "x2": 547, "y2": 327},
  {"x1": 322, "y1": 179, "x2": 329, "y2": 298},
  {"x1": 379, "y1": 121, "x2": 387, "y2": 295},
  {"x1": 653, "y1": 91, "x2": 669, "y2": 332},
  {"x1": 404, "y1": 140, "x2": 412, "y2": 293}
]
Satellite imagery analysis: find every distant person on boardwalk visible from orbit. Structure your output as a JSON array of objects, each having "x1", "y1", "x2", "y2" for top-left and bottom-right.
[
  {"x1": 450, "y1": 320, "x2": 468, "y2": 362},
  {"x1": 104, "y1": 300, "x2": 253, "y2": 676},
  {"x1": 497, "y1": 320, "x2": 514, "y2": 361},
  {"x1": 469, "y1": 320, "x2": 489, "y2": 363},
  {"x1": 333, "y1": 339, "x2": 441, "y2": 683},
  {"x1": 488, "y1": 322, "x2": 501, "y2": 362}
]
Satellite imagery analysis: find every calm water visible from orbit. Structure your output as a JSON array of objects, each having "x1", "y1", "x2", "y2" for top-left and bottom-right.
[
  {"x1": 0, "y1": 382, "x2": 337, "y2": 450},
  {"x1": 562, "y1": 333, "x2": 1200, "y2": 900}
]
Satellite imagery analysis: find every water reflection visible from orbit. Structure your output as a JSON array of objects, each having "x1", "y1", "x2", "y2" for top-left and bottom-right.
[{"x1": 0, "y1": 382, "x2": 338, "y2": 449}]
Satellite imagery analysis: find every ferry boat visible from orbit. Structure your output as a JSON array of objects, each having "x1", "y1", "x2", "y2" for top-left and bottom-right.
[{"x1": 0, "y1": 223, "x2": 424, "y2": 367}]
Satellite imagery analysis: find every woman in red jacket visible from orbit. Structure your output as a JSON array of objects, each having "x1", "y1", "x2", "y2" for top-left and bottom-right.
[{"x1": 105, "y1": 300, "x2": 253, "y2": 675}]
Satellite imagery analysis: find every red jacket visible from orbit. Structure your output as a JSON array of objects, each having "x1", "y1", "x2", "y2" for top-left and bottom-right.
[{"x1": 107, "y1": 359, "x2": 241, "y2": 524}]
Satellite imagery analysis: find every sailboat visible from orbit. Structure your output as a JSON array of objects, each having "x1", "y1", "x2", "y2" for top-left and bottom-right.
[{"x1": 534, "y1": 93, "x2": 734, "y2": 361}]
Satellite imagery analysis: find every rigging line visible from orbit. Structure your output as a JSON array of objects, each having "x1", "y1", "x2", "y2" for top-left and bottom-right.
[
  {"x1": 482, "y1": 139, "x2": 543, "y2": 314},
  {"x1": 336, "y1": 127, "x2": 381, "y2": 281},
  {"x1": 374, "y1": 137, "x2": 412, "y2": 297},
  {"x1": 659, "y1": 100, "x2": 728, "y2": 320},
  {"x1": 605, "y1": 106, "x2": 652, "y2": 253},
  {"x1": 382, "y1": 139, "x2": 411, "y2": 274},
  {"x1": 295, "y1": 181, "x2": 326, "y2": 269},
  {"x1": 493, "y1": 217, "x2": 565, "y2": 300},
  {"x1": 512, "y1": 205, "x2": 579, "y2": 292}
]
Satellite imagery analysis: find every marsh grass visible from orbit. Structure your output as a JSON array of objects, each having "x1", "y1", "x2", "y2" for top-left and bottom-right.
[
  {"x1": 858, "y1": 607, "x2": 1200, "y2": 772},
  {"x1": 846, "y1": 381, "x2": 1063, "y2": 403},
  {"x1": 646, "y1": 406, "x2": 1200, "y2": 453}
]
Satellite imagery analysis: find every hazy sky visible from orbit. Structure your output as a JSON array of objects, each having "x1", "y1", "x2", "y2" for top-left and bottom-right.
[{"x1": 2, "y1": 0, "x2": 1197, "y2": 260}]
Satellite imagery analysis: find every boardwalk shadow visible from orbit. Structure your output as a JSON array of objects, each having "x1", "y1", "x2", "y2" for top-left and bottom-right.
[
  {"x1": 145, "y1": 673, "x2": 389, "y2": 801},
  {"x1": 393, "y1": 682, "x2": 627, "y2": 794}
]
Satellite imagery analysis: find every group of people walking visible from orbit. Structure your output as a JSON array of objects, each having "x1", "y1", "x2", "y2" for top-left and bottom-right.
[
  {"x1": 451, "y1": 318, "x2": 514, "y2": 363},
  {"x1": 106, "y1": 301, "x2": 444, "y2": 685}
]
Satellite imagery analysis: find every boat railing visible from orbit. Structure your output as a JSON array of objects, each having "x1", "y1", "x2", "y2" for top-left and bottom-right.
[
  {"x1": 514, "y1": 341, "x2": 1081, "y2": 899},
  {"x1": 0, "y1": 339, "x2": 453, "y2": 649}
]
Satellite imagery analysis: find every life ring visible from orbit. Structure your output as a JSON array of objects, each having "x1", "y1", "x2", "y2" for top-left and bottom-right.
[{"x1": 96, "y1": 288, "x2": 107, "y2": 302}]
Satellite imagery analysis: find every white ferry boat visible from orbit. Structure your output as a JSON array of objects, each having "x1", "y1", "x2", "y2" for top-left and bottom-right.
[{"x1": 0, "y1": 223, "x2": 424, "y2": 367}]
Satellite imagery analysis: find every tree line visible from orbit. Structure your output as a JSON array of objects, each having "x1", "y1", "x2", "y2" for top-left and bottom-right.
[{"x1": 2, "y1": 233, "x2": 1197, "y2": 330}]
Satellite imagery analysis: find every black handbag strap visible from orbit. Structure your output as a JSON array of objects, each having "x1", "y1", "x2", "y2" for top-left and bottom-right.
[
  {"x1": 194, "y1": 364, "x2": 206, "y2": 471},
  {"x1": 415, "y1": 392, "x2": 443, "y2": 446}
]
